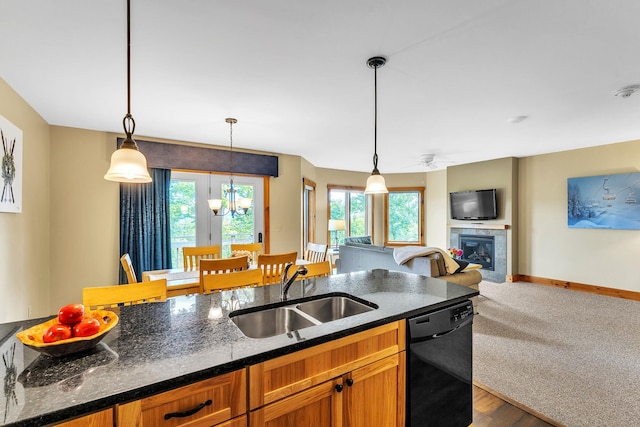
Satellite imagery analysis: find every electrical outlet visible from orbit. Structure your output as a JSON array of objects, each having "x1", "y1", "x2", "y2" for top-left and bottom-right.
[{"x1": 28, "y1": 305, "x2": 32, "y2": 318}]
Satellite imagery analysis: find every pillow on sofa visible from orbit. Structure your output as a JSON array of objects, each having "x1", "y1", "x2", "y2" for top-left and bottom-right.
[
  {"x1": 453, "y1": 259, "x2": 469, "y2": 274},
  {"x1": 344, "y1": 236, "x2": 372, "y2": 245}
]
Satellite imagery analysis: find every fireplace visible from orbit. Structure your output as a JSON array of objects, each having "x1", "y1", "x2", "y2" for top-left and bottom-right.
[{"x1": 460, "y1": 235, "x2": 495, "y2": 271}]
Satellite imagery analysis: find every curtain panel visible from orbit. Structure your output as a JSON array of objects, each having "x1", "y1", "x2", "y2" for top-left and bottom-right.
[{"x1": 119, "y1": 168, "x2": 172, "y2": 284}]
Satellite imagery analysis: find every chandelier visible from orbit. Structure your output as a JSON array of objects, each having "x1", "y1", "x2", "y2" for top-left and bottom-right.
[
  {"x1": 104, "y1": 0, "x2": 152, "y2": 183},
  {"x1": 208, "y1": 118, "x2": 252, "y2": 217}
]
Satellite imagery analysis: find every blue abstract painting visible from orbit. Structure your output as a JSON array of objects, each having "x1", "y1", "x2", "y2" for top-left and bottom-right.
[{"x1": 568, "y1": 173, "x2": 640, "y2": 230}]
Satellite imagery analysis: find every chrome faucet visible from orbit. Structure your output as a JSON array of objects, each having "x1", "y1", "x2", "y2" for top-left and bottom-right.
[{"x1": 281, "y1": 263, "x2": 308, "y2": 301}]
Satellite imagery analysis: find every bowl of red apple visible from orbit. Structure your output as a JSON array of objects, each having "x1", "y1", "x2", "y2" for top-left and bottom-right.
[{"x1": 16, "y1": 304, "x2": 118, "y2": 357}]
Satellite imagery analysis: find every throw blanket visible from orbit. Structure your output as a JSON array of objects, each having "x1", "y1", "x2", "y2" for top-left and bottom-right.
[{"x1": 392, "y1": 246, "x2": 460, "y2": 275}]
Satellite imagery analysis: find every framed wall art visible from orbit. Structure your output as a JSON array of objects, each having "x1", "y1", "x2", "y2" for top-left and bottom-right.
[
  {"x1": 0, "y1": 114, "x2": 22, "y2": 214},
  {"x1": 568, "y1": 172, "x2": 640, "y2": 230}
]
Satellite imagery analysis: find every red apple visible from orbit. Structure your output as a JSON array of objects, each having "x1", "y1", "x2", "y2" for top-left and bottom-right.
[
  {"x1": 43, "y1": 323, "x2": 73, "y2": 343},
  {"x1": 58, "y1": 303, "x2": 85, "y2": 325},
  {"x1": 72, "y1": 317, "x2": 101, "y2": 337}
]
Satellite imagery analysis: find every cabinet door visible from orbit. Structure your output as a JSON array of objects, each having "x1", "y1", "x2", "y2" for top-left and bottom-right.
[
  {"x1": 117, "y1": 369, "x2": 246, "y2": 427},
  {"x1": 250, "y1": 321, "x2": 405, "y2": 409},
  {"x1": 343, "y1": 353, "x2": 405, "y2": 427},
  {"x1": 250, "y1": 379, "x2": 341, "y2": 427},
  {"x1": 52, "y1": 408, "x2": 113, "y2": 427}
]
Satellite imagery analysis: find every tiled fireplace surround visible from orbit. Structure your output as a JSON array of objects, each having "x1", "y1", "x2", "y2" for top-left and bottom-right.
[{"x1": 450, "y1": 227, "x2": 507, "y2": 283}]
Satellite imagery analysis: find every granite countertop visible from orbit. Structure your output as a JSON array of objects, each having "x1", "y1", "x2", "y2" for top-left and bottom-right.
[{"x1": 0, "y1": 269, "x2": 478, "y2": 426}]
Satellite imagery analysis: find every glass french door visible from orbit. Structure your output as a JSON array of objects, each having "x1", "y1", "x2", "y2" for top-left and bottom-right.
[{"x1": 170, "y1": 171, "x2": 264, "y2": 267}]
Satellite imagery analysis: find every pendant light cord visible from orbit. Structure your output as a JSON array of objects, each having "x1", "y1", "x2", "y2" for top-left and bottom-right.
[
  {"x1": 229, "y1": 119, "x2": 234, "y2": 181},
  {"x1": 372, "y1": 63, "x2": 379, "y2": 172},
  {"x1": 122, "y1": 0, "x2": 135, "y2": 140}
]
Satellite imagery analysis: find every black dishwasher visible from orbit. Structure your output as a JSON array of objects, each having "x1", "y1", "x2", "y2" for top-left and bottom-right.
[{"x1": 406, "y1": 300, "x2": 474, "y2": 427}]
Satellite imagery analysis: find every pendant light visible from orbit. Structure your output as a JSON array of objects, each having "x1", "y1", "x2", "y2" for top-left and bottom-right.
[
  {"x1": 208, "y1": 118, "x2": 252, "y2": 217},
  {"x1": 104, "y1": 0, "x2": 152, "y2": 183},
  {"x1": 364, "y1": 56, "x2": 388, "y2": 194}
]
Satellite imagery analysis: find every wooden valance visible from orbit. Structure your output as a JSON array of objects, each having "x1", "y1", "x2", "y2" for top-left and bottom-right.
[{"x1": 117, "y1": 138, "x2": 279, "y2": 177}]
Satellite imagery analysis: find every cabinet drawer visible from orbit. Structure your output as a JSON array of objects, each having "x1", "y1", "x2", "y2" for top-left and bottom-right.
[
  {"x1": 52, "y1": 408, "x2": 113, "y2": 427},
  {"x1": 117, "y1": 368, "x2": 246, "y2": 427},
  {"x1": 249, "y1": 320, "x2": 405, "y2": 409},
  {"x1": 217, "y1": 415, "x2": 247, "y2": 427}
]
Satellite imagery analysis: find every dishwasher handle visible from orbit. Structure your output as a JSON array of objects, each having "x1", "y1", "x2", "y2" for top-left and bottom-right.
[{"x1": 409, "y1": 317, "x2": 473, "y2": 344}]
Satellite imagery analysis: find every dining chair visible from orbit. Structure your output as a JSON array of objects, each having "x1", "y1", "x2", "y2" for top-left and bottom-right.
[
  {"x1": 183, "y1": 245, "x2": 222, "y2": 270},
  {"x1": 304, "y1": 242, "x2": 328, "y2": 263},
  {"x1": 202, "y1": 268, "x2": 263, "y2": 293},
  {"x1": 199, "y1": 256, "x2": 249, "y2": 293},
  {"x1": 230, "y1": 243, "x2": 263, "y2": 265},
  {"x1": 295, "y1": 260, "x2": 332, "y2": 281},
  {"x1": 120, "y1": 253, "x2": 137, "y2": 284},
  {"x1": 82, "y1": 279, "x2": 167, "y2": 310},
  {"x1": 257, "y1": 251, "x2": 297, "y2": 285}
]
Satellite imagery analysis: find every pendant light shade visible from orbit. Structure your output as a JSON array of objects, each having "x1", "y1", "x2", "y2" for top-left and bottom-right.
[
  {"x1": 104, "y1": 0, "x2": 152, "y2": 183},
  {"x1": 365, "y1": 173, "x2": 388, "y2": 194},
  {"x1": 364, "y1": 56, "x2": 388, "y2": 194},
  {"x1": 104, "y1": 137, "x2": 152, "y2": 183}
]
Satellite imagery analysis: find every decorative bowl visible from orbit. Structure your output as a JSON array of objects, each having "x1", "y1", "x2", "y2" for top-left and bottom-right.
[{"x1": 16, "y1": 310, "x2": 119, "y2": 358}]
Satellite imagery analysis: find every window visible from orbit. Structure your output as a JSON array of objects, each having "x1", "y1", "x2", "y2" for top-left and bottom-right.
[
  {"x1": 169, "y1": 171, "x2": 265, "y2": 267},
  {"x1": 303, "y1": 178, "x2": 316, "y2": 250},
  {"x1": 328, "y1": 186, "x2": 370, "y2": 245},
  {"x1": 384, "y1": 187, "x2": 424, "y2": 246}
]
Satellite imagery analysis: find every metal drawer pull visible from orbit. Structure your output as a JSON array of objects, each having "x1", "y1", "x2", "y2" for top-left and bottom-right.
[{"x1": 164, "y1": 399, "x2": 212, "y2": 420}]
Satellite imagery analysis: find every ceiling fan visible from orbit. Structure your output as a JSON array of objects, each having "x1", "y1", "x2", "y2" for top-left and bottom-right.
[{"x1": 418, "y1": 154, "x2": 454, "y2": 170}]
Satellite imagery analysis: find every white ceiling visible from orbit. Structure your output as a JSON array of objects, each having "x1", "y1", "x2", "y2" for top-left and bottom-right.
[{"x1": 2, "y1": 0, "x2": 640, "y2": 173}]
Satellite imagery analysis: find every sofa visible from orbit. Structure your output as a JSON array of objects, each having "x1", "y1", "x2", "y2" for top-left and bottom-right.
[{"x1": 337, "y1": 236, "x2": 481, "y2": 311}]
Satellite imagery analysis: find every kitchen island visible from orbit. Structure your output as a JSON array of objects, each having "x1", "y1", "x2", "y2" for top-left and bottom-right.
[{"x1": 0, "y1": 269, "x2": 478, "y2": 426}]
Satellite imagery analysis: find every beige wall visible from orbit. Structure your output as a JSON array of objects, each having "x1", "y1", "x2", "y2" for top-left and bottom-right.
[
  {"x1": 519, "y1": 139, "x2": 640, "y2": 292},
  {"x1": 0, "y1": 78, "x2": 51, "y2": 323},
  {"x1": 424, "y1": 169, "x2": 448, "y2": 249},
  {"x1": 49, "y1": 127, "x2": 121, "y2": 311},
  {"x1": 447, "y1": 157, "x2": 518, "y2": 275},
  {"x1": 4, "y1": 76, "x2": 640, "y2": 323}
]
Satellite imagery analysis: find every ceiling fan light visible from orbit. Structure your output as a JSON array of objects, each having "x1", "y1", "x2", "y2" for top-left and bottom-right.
[
  {"x1": 364, "y1": 172, "x2": 388, "y2": 194},
  {"x1": 104, "y1": 145, "x2": 152, "y2": 183}
]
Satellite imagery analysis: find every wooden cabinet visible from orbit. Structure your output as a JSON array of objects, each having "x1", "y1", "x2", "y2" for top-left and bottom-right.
[
  {"x1": 248, "y1": 321, "x2": 406, "y2": 427},
  {"x1": 116, "y1": 368, "x2": 246, "y2": 427},
  {"x1": 51, "y1": 409, "x2": 114, "y2": 427}
]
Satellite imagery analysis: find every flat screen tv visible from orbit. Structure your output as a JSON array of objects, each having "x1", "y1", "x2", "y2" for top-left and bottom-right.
[{"x1": 449, "y1": 189, "x2": 497, "y2": 220}]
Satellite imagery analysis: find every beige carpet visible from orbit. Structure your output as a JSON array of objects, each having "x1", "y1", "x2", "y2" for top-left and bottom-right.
[{"x1": 473, "y1": 281, "x2": 640, "y2": 427}]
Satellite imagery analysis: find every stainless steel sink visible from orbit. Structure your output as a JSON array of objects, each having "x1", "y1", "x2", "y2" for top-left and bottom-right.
[
  {"x1": 230, "y1": 306, "x2": 318, "y2": 339},
  {"x1": 295, "y1": 296, "x2": 375, "y2": 323},
  {"x1": 229, "y1": 294, "x2": 377, "y2": 339}
]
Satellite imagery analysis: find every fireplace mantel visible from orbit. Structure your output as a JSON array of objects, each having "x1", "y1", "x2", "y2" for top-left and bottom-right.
[{"x1": 448, "y1": 223, "x2": 509, "y2": 230}]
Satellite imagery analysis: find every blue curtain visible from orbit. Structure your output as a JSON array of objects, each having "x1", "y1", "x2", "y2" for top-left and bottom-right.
[{"x1": 119, "y1": 168, "x2": 172, "y2": 283}]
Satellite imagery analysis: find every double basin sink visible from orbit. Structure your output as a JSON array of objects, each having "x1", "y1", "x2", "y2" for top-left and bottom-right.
[{"x1": 230, "y1": 293, "x2": 378, "y2": 339}]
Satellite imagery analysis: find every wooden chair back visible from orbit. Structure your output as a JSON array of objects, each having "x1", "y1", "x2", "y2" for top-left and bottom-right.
[
  {"x1": 82, "y1": 279, "x2": 167, "y2": 310},
  {"x1": 230, "y1": 243, "x2": 263, "y2": 265},
  {"x1": 304, "y1": 243, "x2": 328, "y2": 263},
  {"x1": 120, "y1": 253, "x2": 137, "y2": 284},
  {"x1": 183, "y1": 245, "x2": 221, "y2": 270},
  {"x1": 202, "y1": 269, "x2": 263, "y2": 293},
  {"x1": 199, "y1": 256, "x2": 249, "y2": 293},
  {"x1": 295, "y1": 261, "x2": 332, "y2": 281},
  {"x1": 257, "y1": 251, "x2": 297, "y2": 285}
]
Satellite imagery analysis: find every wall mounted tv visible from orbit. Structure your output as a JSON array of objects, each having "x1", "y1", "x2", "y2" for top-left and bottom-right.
[{"x1": 449, "y1": 189, "x2": 497, "y2": 220}]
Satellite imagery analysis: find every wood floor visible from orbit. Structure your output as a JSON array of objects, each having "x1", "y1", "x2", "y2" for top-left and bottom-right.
[{"x1": 473, "y1": 385, "x2": 559, "y2": 427}]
